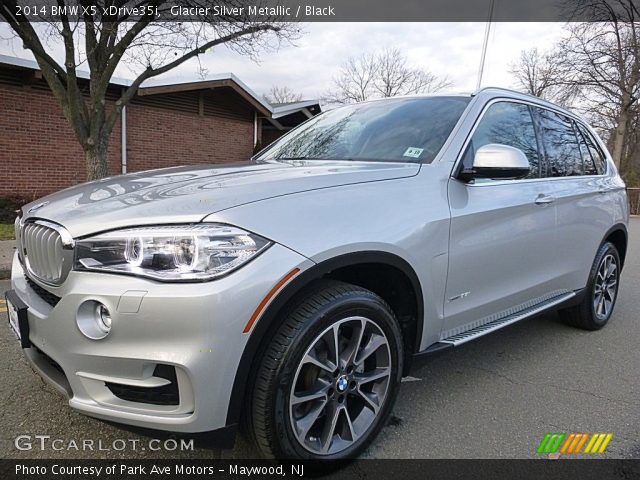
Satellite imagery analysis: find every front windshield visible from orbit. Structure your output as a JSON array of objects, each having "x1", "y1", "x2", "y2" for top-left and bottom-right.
[{"x1": 258, "y1": 96, "x2": 470, "y2": 164}]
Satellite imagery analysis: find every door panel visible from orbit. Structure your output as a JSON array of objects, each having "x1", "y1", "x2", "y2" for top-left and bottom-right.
[
  {"x1": 445, "y1": 179, "x2": 562, "y2": 334},
  {"x1": 443, "y1": 100, "x2": 564, "y2": 336},
  {"x1": 531, "y1": 109, "x2": 613, "y2": 292},
  {"x1": 545, "y1": 178, "x2": 611, "y2": 290}
]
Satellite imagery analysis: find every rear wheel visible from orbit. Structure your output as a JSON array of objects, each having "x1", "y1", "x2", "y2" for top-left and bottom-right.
[
  {"x1": 247, "y1": 280, "x2": 403, "y2": 459},
  {"x1": 560, "y1": 241, "x2": 620, "y2": 330}
]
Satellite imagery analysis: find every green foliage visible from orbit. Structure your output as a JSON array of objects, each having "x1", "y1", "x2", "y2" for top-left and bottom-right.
[
  {"x1": 0, "y1": 224, "x2": 15, "y2": 241},
  {"x1": 0, "y1": 198, "x2": 25, "y2": 224}
]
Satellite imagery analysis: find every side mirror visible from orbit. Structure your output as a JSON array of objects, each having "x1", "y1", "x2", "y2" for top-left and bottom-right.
[{"x1": 460, "y1": 143, "x2": 530, "y2": 181}]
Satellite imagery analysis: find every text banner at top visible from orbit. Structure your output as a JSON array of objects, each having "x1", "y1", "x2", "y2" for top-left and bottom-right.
[{"x1": 0, "y1": 0, "x2": 638, "y2": 22}]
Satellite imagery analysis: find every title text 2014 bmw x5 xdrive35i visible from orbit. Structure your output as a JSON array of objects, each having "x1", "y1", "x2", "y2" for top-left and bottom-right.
[{"x1": 6, "y1": 88, "x2": 628, "y2": 460}]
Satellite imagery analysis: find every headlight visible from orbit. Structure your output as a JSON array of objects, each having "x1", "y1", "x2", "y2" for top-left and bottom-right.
[{"x1": 74, "y1": 224, "x2": 271, "y2": 281}]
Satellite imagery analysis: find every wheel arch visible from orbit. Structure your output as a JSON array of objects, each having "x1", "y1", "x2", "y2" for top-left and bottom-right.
[
  {"x1": 225, "y1": 251, "x2": 424, "y2": 427},
  {"x1": 602, "y1": 223, "x2": 628, "y2": 269}
]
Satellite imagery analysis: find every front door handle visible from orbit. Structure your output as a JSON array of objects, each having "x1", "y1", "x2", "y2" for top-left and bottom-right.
[{"x1": 535, "y1": 194, "x2": 555, "y2": 205}]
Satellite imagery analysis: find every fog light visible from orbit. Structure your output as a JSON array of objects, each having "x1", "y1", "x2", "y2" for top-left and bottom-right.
[
  {"x1": 96, "y1": 304, "x2": 112, "y2": 332},
  {"x1": 77, "y1": 300, "x2": 112, "y2": 340}
]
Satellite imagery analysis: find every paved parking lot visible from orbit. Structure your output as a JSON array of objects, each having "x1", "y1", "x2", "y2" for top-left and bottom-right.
[{"x1": 1, "y1": 219, "x2": 639, "y2": 459}]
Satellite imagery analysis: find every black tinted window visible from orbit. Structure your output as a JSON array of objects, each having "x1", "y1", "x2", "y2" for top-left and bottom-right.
[
  {"x1": 575, "y1": 123, "x2": 599, "y2": 175},
  {"x1": 462, "y1": 101, "x2": 540, "y2": 178},
  {"x1": 576, "y1": 123, "x2": 606, "y2": 175},
  {"x1": 534, "y1": 108, "x2": 583, "y2": 177},
  {"x1": 259, "y1": 97, "x2": 470, "y2": 163}
]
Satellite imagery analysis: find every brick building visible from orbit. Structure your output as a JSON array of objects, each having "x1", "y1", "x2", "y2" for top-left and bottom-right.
[{"x1": 0, "y1": 55, "x2": 320, "y2": 199}]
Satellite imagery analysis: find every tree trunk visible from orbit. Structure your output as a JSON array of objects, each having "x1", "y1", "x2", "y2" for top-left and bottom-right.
[
  {"x1": 84, "y1": 139, "x2": 110, "y2": 181},
  {"x1": 611, "y1": 109, "x2": 629, "y2": 170}
]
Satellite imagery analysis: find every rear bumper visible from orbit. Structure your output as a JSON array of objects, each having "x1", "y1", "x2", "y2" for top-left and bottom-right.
[{"x1": 9, "y1": 244, "x2": 309, "y2": 435}]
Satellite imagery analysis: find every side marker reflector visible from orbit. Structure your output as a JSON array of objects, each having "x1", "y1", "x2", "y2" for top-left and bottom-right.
[{"x1": 243, "y1": 268, "x2": 300, "y2": 333}]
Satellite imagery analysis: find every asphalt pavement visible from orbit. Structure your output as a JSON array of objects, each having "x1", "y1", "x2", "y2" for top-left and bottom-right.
[
  {"x1": 1, "y1": 219, "x2": 638, "y2": 459},
  {"x1": 0, "y1": 240, "x2": 15, "y2": 278}
]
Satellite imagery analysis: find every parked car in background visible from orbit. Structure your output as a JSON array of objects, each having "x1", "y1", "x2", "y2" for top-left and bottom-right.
[{"x1": 6, "y1": 88, "x2": 628, "y2": 460}]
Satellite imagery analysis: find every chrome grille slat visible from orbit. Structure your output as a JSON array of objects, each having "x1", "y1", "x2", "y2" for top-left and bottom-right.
[
  {"x1": 25, "y1": 224, "x2": 36, "y2": 270},
  {"x1": 21, "y1": 220, "x2": 72, "y2": 286},
  {"x1": 35, "y1": 226, "x2": 47, "y2": 279},
  {"x1": 32, "y1": 225, "x2": 43, "y2": 277},
  {"x1": 34, "y1": 227, "x2": 45, "y2": 278},
  {"x1": 54, "y1": 235, "x2": 63, "y2": 279},
  {"x1": 45, "y1": 230, "x2": 57, "y2": 280}
]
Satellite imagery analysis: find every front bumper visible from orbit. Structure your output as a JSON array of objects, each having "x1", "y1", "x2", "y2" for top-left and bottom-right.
[{"x1": 9, "y1": 244, "x2": 309, "y2": 433}]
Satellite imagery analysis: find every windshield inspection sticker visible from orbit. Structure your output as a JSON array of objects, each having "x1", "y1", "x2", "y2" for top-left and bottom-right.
[{"x1": 403, "y1": 147, "x2": 424, "y2": 158}]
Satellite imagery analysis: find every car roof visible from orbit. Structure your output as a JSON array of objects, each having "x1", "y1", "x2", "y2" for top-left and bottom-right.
[{"x1": 350, "y1": 87, "x2": 585, "y2": 124}]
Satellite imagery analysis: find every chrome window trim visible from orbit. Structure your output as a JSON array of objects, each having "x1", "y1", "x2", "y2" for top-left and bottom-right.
[
  {"x1": 454, "y1": 174, "x2": 615, "y2": 188},
  {"x1": 450, "y1": 97, "x2": 610, "y2": 185}
]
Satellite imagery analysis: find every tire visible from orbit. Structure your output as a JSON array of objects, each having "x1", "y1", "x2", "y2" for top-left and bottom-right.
[
  {"x1": 560, "y1": 241, "x2": 620, "y2": 330},
  {"x1": 246, "y1": 279, "x2": 404, "y2": 459}
]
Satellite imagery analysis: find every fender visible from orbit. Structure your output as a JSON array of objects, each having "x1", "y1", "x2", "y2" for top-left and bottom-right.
[
  {"x1": 224, "y1": 251, "x2": 424, "y2": 427},
  {"x1": 601, "y1": 223, "x2": 628, "y2": 269}
]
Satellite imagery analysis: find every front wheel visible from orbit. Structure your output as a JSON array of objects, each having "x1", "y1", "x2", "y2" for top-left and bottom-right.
[
  {"x1": 247, "y1": 280, "x2": 403, "y2": 459},
  {"x1": 560, "y1": 241, "x2": 621, "y2": 330}
]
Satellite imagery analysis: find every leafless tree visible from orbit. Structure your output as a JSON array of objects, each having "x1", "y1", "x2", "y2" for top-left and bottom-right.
[
  {"x1": 624, "y1": 107, "x2": 640, "y2": 185},
  {"x1": 509, "y1": 47, "x2": 580, "y2": 107},
  {"x1": 264, "y1": 85, "x2": 303, "y2": 104},
  {"x1": 558, "y1": 0, "x2": 640, "y2": 169},
  {"x1": 327, "y1": 48, "x2": 451, "y2": 104},
  {"x1": 326, "y1": 52, "x2": 378, "y2": 104},
  {"x1": 374, "y1": 47, "x2": 451, "y2": 97},
  {"x1": 0, "y1": 1, "x2": 298, "y2": 180}
]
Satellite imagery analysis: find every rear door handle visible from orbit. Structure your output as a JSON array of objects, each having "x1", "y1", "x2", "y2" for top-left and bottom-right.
[{"x1": 535, "y1": 194, "x2": 555, "y2": 205}]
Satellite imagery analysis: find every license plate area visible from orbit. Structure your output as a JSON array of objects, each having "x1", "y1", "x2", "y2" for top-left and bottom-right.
[{"x1": 5, "y1": 290, "x2": 31, "y2": 348}]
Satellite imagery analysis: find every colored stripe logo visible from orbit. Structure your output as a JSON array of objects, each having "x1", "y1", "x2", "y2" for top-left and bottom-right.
[{"x1": 537, "y1": 432, "x2": 612, "y2": 454}]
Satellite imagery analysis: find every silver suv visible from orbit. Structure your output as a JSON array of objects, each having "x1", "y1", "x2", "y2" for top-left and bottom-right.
[{"x1": 6, "y1": 88, "x2": 628, "y2": 460}]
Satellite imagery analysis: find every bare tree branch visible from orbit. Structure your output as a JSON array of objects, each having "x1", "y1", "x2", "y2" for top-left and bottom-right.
[
  {"x1": 327, "y1": 48, "x2": 451, "y2": 104},
  {"x1": 264, "y1": 85, "x2": 303, "y2": 103},
  {"x1": 509, "y1": 47, "x2": 581, "y2": 107},
  {"x1": 0, "y1": 0, "x2": 298, "y2": 180}
]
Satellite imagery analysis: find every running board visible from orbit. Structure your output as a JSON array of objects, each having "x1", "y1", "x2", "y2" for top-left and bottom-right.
[{"x1": 440, "y1": 291, "x2": 575, "y2": 347}]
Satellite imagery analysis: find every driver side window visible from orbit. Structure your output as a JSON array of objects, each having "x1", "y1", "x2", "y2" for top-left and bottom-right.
[{"x1": 462, "y1": 101, "x2": 541, "y2": 179}]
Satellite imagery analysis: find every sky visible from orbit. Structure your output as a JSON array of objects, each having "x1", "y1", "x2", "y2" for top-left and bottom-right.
[{"x1": 0, "y1": 22, "x2": 566, "y2": 101}]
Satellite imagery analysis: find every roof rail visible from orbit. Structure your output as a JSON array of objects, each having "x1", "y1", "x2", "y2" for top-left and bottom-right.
[
  {"x1": 472, "y1": 86, "x2": 539, "y2": 98},
  {"x1": 471, "y1": 86, "x2": 584, "y2": 121}
]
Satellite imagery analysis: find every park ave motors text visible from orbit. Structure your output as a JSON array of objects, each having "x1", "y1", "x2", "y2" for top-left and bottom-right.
[{"x1": 16, "y1": 464, "x2": 304, "y2": 477}]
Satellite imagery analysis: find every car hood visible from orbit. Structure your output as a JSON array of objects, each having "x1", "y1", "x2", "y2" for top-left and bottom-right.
[{"x1": 21, "y1": 160, "x2": 420, "y2": 237}]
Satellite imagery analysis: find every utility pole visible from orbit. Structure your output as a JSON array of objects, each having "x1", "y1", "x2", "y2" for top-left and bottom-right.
[{"x1": 476, "y1": 0, "x2": 496, "y2": 90}]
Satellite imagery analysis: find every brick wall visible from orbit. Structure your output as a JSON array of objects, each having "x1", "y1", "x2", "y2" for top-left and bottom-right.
[
  {"x1": 126, "y1": 101, "x2": 253, "y2": 172},
  {"x1": 0, "y1": 81, "x2": 255, "y2": 200},
  {"x1": 0, "y1": 83, "x2": 121, "y2": 200}
]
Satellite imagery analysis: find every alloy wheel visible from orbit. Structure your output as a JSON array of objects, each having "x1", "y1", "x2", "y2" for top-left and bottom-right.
[
  {"x1": 593, "y1": 253, "x2": 618, "y2": 320},
  {"x1": 288, "y1": 316, "x2": 392, "y2": 455}
]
